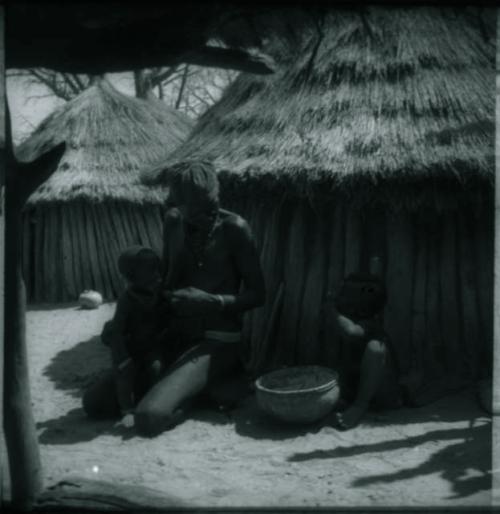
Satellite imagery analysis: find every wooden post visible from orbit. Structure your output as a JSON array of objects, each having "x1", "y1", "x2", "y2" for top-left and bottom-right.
[
  {"x1": 0, "y1": 6, "x2": 5, "y2": 505},
  {"x1": 2, "y1": 84, "x2": 65, "y2": 508},
  {"x1": 493, "y1": 13, "x2": 500, "y2": 504}
]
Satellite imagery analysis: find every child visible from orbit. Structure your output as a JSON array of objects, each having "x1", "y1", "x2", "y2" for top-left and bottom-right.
[
  {"x1": 332, "y1": 272, "x2": 402, "y2": 430},
  {"x1": 100, "y1": 245, "x2": 170, "y2": 417}
]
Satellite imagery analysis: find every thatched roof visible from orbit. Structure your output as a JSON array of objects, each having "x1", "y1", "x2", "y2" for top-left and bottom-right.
[
  {"x1": 17, "y1": 78, "x2": 194, "y2": 204},
  {"x1": 143, "y1": 8, "x2": 495, "y2": 208}
]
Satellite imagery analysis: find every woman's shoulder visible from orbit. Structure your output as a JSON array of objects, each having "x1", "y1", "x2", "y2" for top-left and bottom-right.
[
  {"x1": 218, "y1": 209, "x2": 253, "y2": 240},
  {"x1": 218, "y1": 209, "x2": 250, "y2": 228}
]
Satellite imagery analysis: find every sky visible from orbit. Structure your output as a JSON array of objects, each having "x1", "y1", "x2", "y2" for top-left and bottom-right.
[{"x1": 6, "y1": 72, "x2": 135, "y2": 145}]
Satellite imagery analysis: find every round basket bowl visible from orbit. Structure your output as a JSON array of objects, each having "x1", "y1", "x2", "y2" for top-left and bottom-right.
[{"x1": 255, "y1": 366, "x2": 340, "y2": 424}]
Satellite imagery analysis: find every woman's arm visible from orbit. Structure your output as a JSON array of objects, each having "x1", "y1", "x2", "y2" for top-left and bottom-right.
[
  {"x1": 217, "y1": 215, "x2": 266, "y2": 313},
  {"x1": 162, "y1": 207, "x2": 185, "y2": 290}
]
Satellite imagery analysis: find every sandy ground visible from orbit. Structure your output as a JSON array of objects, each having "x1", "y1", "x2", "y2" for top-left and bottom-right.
[{"x1": 1, "y1": 302, "x2": 495, "y2": 508}]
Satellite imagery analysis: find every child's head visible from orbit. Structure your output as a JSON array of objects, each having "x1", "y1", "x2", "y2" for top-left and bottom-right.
[
  {"x1": 118, "y1": 246, "x2": 161, "y2": 290},
  {"x1": 335, "y1": 272, "x2": 386, "y2": 322}
]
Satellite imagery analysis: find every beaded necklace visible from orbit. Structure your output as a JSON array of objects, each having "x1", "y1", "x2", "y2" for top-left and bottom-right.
[{"x1": 185, "y1": 210, "x2": 219, "y2": 268}]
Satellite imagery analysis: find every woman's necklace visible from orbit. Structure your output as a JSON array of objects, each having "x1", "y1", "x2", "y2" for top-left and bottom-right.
[{"x1": 186, "y1": 212, "x2": 219, "y2": 268}]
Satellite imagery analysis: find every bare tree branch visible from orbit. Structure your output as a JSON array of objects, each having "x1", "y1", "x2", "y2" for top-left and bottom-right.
[
  {"x1": 162, "y1": 68, "x2": 198, "y2": 87},
  {"x1": 189, "y1": 90, "x2": 212, "y2": 107},
  {"x1": 149, "y1": 65, "x2": 180, "y2": 87},
  {"x1": 175, "y1": 65, "x2": 190, "y2": 109},
  {"x1": 27, "y1": 69, "x2": 73, "y2": 101}
]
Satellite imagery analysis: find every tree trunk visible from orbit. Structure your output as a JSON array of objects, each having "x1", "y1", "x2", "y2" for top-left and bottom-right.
[
  {"x1": 493, "y1": 18, "x2": 500, "y2": 500},
  {"x1": 0, "y1": 8, "x2": 5, "y2": 505},
  {"x1": 494, "y1": 11, "x2": 500, "y2": 414},
  {"x1": 3, "y1": 9, "x2": 44, "y2": 504},
  {"x1": 3, "y1": 190, "x2": 43, "y2": 509},
  {"x1": 3, "y1": 96, "x2": 65, "y2": 507}
]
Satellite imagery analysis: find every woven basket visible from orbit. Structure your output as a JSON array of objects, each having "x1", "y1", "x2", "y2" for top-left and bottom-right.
[{"x1": 255, "y1": 366, "x2": 340, "y2": 424}]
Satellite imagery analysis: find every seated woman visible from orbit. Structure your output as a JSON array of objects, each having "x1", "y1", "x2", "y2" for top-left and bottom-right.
[
  {"x1": 132, "y1": 160, "x2": 266, "y2": 436},
  {"x1": 332, "y1": 272, "x2": 402, "y2": 430}
]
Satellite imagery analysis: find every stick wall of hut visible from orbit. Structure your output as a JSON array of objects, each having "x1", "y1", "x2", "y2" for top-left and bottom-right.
[
  {"x1": 21, "y1": 202, "x2": 164, "y2": 303},
  {"x1": 226, "y1": 195, "x2": 493, "y2": 389}
]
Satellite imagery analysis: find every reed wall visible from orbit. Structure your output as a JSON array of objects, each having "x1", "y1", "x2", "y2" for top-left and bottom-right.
[
  {"x1": 21, "y1": 201, "x2": 164, "y2": 302},
  {"x1": 21, "y1": 194, "x2": 493, "y2": 389},
  {"x1": 226, "y1": 194, "x2": 493, "y2": 386}
]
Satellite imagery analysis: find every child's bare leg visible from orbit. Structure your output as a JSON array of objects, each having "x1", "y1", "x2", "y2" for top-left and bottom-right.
[{"x1": 337, "y1": 339, "x2": 387, "y2": 429}]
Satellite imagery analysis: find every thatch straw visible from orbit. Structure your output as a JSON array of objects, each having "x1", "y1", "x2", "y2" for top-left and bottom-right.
[
  {"x1": 142, "y1": 8, "x2": 495, "y2": 208},
  {"x1": 17, "y1": 78, "x2": 193, "y2": 204}
]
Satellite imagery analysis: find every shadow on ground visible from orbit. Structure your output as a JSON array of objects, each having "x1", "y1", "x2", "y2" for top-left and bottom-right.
[
  {"x1": 193, "y1": 394, "x2": 314, "y2": 441},
  {"x1": 43, "y1": 336, "x2": 110, "y2": 398},
  {"x1": 37, "y1": 406, "x2": 140, "y2": 445},
  {"x1": 287, "y1": 418, "x2": 492, "y2": 500},
  {"x1": 353, "y1": 419, "x2": 491, "y2": 500}
]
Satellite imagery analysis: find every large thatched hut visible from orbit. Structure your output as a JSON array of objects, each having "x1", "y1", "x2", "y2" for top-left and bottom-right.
[
  {"x1": 144, "y1": 8, "x2": 495, "y2": 392},
  {"x1": 18, "y1": 78, "x2": 193, "y2": 302}
]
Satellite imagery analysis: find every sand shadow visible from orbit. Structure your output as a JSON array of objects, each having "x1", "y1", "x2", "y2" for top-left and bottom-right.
[
  {"x1": 42, "y1": 335, "x2": 110, "y2": 398},
  {"x1": 37, "y1": 408, "x2": 115, "y2": 445},
  {"x1": 288, "y1": 419, "x2": 491, "y2": 500},
  {"x1": 360, "y1": 389, "x2": 487, "y2": 428},
  {"x1": 173, "y1": 388, "x2": 318, "y2": 441},
  {"x1": 350, "y1": 420, "x2": 492, "y2": 500},
  {"x1": 37, "y1": 407, "x2": 139, "y2": 445},
  {"x1": 230, "y1": 395, "x2": 320, "y2": 441}
]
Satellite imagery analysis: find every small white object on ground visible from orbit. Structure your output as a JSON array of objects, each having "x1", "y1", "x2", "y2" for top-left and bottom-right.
[{"x1": 79, "y1": 290, "x2": 103, "y2": 309}]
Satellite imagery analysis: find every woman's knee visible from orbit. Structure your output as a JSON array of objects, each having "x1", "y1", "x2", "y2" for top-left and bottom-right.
[{"x1": 134, "y1": 403, "x2": 178, "y2": 437}]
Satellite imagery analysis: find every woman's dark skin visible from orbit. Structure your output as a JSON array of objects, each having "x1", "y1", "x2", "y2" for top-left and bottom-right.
[
  {"x1": 162, "y1": 188, "x2": 266, "y2": 326},
  {"x1": 131, "y1": 179, "x2": 266, "y2": 435}
]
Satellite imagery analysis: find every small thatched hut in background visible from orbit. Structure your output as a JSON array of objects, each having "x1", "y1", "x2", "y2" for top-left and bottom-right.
[
  {"x1": 18, "y1": 78, "x2": 193, "y2": 302},
  {"x1": 145, "y1": 8, "x2": 495, "y2": 392}
]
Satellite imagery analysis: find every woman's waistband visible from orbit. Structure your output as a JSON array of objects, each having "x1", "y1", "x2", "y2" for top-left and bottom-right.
[{"x1": 203, "y1": 330, "x2": 241, "y2": 343}]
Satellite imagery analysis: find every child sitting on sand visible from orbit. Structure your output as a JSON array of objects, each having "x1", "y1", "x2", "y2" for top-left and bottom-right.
[
  {"x1": 332, "y1": 272, "x2": 402, "y2": 430},
  {"x1": 98, "y1": 245, "x2": 170, "y2": 417}
]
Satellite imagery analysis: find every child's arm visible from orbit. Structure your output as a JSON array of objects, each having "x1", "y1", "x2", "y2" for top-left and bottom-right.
[
  {"x1": 109, "y1": 294, "x2": 136, "y2": 414},
  {"x1": 109, "y1": 294, "x2": 133, "y2": 367}
]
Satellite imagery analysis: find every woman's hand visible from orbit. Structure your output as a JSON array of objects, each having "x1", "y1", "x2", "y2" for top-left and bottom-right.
[{"x1": 165, "y1": 287, "x2": 221, "y2": 316}]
